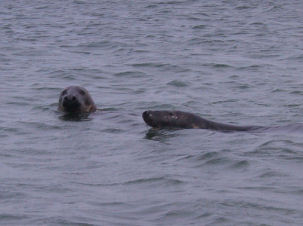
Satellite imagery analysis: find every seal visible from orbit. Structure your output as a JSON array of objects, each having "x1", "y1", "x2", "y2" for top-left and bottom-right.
[
  {"x1": 58, "y1": 86, "x2": 96, "y2": 114},
  {"x1": 142, "y1": 110, "x2": 262, "y2": 132}
]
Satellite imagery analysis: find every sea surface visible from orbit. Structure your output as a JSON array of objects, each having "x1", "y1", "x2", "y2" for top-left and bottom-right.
[{"x1": 1, "y1": 0, "x2": 303, "y2": 225}]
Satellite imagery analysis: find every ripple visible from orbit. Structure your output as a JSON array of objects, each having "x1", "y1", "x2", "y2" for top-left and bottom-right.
[
  {"x1": 192, "y1": 151, "x2": 231, "y2": 168},
  {"x1": 0, "y1": 214, "x2": 29, "y2": 223},
  {"x1": 229, "y1": 160, "x2": 250, "y2": 169},
  {"x1": 196, "y1": 151, "x2": 219, "y2": 161},
  {"x1": 259, "y1": 170, "x2": 286, "y2": 178},
  {"x1": 192, "y1": 24, "x2": 207, "y2": 30},
  {"x1": 123, "y1": 176, "x2": 184, "y2": 186},
  {"x1": 101, "y1": 128, "x2": 124, "y2": 133},
  {"x1": 198, "y1": 62, "x2": 234, "y2": 70},
  {"x1": 252, "y1": 139, "x2": 303, "y2": 159},
  {"x1": 113, "y1": 71, "x2": 146, "y2": 78},
  {"x1": 130, "y1": 62, "x2": 167, "y2": 68},
  {"x1": 18, "y1": 121, "x2": 63, "y2": 130},
  {"x1": 167, "y1": 80, "x2": 189, "y2": 87},
  {"x1": 203, "y1": 157, "x2": 229, "y2": 166}
]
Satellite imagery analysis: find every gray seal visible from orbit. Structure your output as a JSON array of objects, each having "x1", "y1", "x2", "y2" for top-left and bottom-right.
[
  {"x1": 142, "y1": 110, "x2": 262, "y2": 132},
  {"x1": 58, "y1": 86, "x2": 96, "y2": 114}
]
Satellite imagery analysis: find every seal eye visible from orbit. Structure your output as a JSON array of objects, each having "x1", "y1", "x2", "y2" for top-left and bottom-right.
[{"x1": 79, "y1": 90, "x2": 85, "y2": 96}]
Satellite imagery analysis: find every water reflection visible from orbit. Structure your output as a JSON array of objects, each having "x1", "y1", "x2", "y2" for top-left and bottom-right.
[
  {"x1": 59, "y1": 113, "x2": 92, "y2": 122},
  {"x1": 144, "y1": 128, "x2": 179, "y2": 141}
]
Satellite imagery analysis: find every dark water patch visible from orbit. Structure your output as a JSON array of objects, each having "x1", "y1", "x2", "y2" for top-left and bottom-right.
[
  {"x1": 290, "y1": 90, "x2": 303, "y2": 95},
  {"x1": 211, "y1": 99, "x2": 238, "y2": 104},
  {"x1": 113, "y1": 71, "x2": 146, "y2": 78},
  {"x1": 258, "y1": 170, "x2": 287, "y2": 179},
  {"x1": 192, "y1": 24, "x2": 207, "y2": 30},
  {"x1": 77, "y1": 40, "x2": 113, "y2": 49},
  {"x1": 237, "y1": 64, "x2": 273, "y2": 71},
  {"x1": 101, "y1": 128, "x2": 124, "y2": 134},
  {"x1": 59, "y1": 114, "x2": 92, "y2": 122},
  {"x1": 229, "y1": 159, "x2": 250, "y2": 170},
  {"x1": 130, "y1": 62, "x2": 171, "y2": 69},
  {"x1": 0, "y1": 126, "x2": 26, "y2": 136},
  {"x1": 235, "y1": 84, "x2": 250, "y2": 90},
  {"x1": 0, "y1": 214, "x2": 30, "y2": 224},
  {"x1": 202, "y1": 157, "x2": 230, "y2": 167},
  {"x1": 123, "y1": 176, "x2": 184, "y2": 187},
  {"x1": 203, "y1": 63, "x2": 234, "y2": 69},
  {"x1": 235, "y1": 5, "x2": 252, "y2": 10},
  {"x1": 144, "y1": 129, "x2": 180, "y2": 142},
  {"x1": 195, "y1": 151, "x2": 219, "y2": 161},
  {"x1": 71, "y1": 181, "x2": 121, "y2": 188},
  {"x1": 0, "y1": 188, "x2": 26, "y2": 201},
  {"x1": 167, "y1": 80, "x2": 189, "y2": 87},
  {"x1": 132, "y1": 88, "x2": 146, "y2": 94},
  {"x1": 286, "y1": 53, "x2": 303, "y2": 61}
]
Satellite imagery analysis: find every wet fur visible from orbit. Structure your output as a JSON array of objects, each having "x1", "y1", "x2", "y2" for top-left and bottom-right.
[
  {"x1": 142, "y1": 110, "x2": 262, "y2": 132},
  {"x1": 58, "y1": 86, "x2": 96, "y2": 114}
]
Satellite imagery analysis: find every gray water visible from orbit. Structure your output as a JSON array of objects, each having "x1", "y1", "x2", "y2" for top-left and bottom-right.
[{"x1": 1, "y1": 0, "x2": 303, "y2": 225}]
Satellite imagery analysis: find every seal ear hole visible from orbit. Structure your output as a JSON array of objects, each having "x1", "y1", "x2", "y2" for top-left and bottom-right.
[{"x1": 79, "y1": 90, "x2": 86, "y2": 96}]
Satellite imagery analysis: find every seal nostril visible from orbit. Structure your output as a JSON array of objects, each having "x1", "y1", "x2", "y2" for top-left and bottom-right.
[
  {"x1": 64, "y1": 95, "x2": 71, "y2": 101},
  {"x1": 143, "y1": 111, "x2": 153, "y2": 121},
  {"x1": 142, "y1": 111, "x2": 148, "y2": 118}
]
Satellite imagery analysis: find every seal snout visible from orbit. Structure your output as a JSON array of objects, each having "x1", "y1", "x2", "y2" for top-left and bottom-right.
[
  {"x1": 63, "y1": 95, "x2": 77, "y2": 103},
  {"x1": 142, "y1": 110, "x2": 151, "y2": 118},
  {"x1": 142, "y1": 110, "x2": 151, "y2": 121},
  {"x1": 62, "y1": 94, "x2": 81, "y2": 112},
  {"x1": 142, "y1": 111, "x2": 155, "y2": 127}
]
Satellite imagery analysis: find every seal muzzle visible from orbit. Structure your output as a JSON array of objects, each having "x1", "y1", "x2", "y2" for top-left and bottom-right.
[{"x1": 62, "y1": 95, "x2": 81, "y2": 113}]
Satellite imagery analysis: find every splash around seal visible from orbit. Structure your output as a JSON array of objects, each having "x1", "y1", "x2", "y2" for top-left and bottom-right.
[
  {"x1": 142, "y1": 110, "x2": 262, "y2": 132},
  {"x1": 58, "y1": 86, "x2": 96, "y2": 115}
]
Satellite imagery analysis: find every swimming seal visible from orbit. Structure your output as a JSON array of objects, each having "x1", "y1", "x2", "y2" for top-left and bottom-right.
[
  {"x1": 142, "y1": 110, "x2": 262, "y2": 132},
  {"x1": 58, "y1": 86, "x2": 96, "y2": 114}
]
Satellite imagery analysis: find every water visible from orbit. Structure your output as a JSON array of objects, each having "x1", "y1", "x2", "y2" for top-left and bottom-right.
[{"x1": 1, "y1": 0, "x2": 303, "y2": 225}]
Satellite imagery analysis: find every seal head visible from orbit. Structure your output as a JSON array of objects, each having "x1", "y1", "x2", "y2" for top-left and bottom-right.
[{"x1": 58, "y1": 86, "x2": 96, "y2": 114}]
